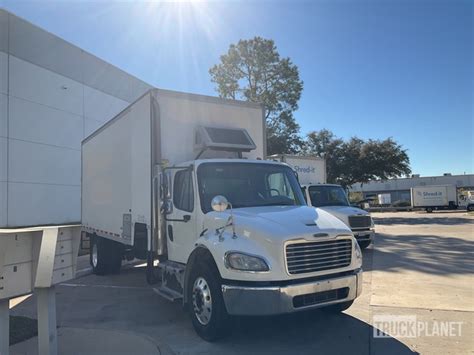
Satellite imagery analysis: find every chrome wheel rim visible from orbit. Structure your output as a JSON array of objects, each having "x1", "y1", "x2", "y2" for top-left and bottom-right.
[
  {"x1": 192, "y1": 277, "x2": 212, "y2": 325},
  {"x1": 92, "y1": 243, "x2": 98, "y2": 268}
]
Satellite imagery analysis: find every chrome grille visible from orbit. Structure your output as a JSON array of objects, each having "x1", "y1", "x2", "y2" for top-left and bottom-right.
[
  {"x1": 348, "y1": 215, "x2": 371, "y2": 229},
  {"x1": 286, "y1": 239, "x2": 353, "y2": 275}
]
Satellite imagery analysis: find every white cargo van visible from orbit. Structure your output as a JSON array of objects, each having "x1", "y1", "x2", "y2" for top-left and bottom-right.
[
  {"x1": 411, "y1": 185, "x2": 458, "y2": 212},
  {"x1": 271, "y1": 155, "x2": 374, "y2": 249},
  {"x1": 82, "y1": 89, "x2": 363, "y2": 340}
]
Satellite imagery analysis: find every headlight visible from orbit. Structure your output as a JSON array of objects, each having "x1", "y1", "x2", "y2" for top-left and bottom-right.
[
  {"x1": 354, "y1": 241, "x2": 362, "y2": 261},
  {"x1": 225, "y1": 252, "x2": 269, "y2": 272}
]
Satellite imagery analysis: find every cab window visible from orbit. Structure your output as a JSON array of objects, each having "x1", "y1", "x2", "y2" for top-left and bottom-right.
[{"x1": 173, "y1": 170, "x2": 194, "y2": 212}]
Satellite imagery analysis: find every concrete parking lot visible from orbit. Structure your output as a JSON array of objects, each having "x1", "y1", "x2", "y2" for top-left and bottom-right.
[{"x1": 10, "y1": 211, "x2": 473, "y2": 354}]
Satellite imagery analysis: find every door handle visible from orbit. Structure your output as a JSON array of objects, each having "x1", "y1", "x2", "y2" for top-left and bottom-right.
[
  {"x1": 168, "y1": 225, "x2": 173, "y2": 241},
  {"x1": 165, "y1": 214, "x2": 191, "y2": 223}
]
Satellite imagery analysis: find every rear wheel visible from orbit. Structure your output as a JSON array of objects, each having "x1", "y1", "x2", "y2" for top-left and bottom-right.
[
  {"x1": 426, "y1": 207, "x2": 433, "y2": 213},
  {"x1": 187, "y1": 262, "x2": 230, "y2": 341},
  {"x1": 467, "y1": 204, "x2": 474, "y2": 212},
  {"x1": 323, "y1": 300, "x2": 354, "y2": 313},
  {"x1": 90, "y1": 235, "x2": 123, "y2": 275}
]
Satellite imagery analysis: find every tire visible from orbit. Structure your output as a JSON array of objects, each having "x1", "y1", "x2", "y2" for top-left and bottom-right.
[
  {"x1": 467, "y1": 205, "x2": 474, "y2": 212},
  {"x1": 323, "y1": 300, "x2": 354, "y2": 313},
  {"x1": 426, "y1": 207, "x2": 433, "y2": 213},
  {"x1": 187, "y1": 262, "x2": 230, "y2": 341},
  {"x1": 90, "y1": 235, "x2": 123, "y2": 275},
  {"x1": 108, "y1": 240, "x2": 123, "y2": 274},
  {"x1": 358, "y1": 240, "x2": 371, "y2": 249}
]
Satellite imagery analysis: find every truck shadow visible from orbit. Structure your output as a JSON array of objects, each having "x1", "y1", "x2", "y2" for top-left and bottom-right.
[
  {"x1": 10, "y1": 264, "x2": 415, "y2": 355},
  {"x1": 362, "y1": 234, "x2": 473, "y2": 275},
  {"x1": 219, "y1": 310, "x2": 417, "y2": 354}
]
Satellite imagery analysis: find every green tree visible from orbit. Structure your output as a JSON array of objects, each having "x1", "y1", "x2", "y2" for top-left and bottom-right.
[
  {"x1": 305, "y1": 130, "x2": 411, "y2": 188},
  {"x1": 209, "y1": 37, "x2": 304, "y2": 155}
]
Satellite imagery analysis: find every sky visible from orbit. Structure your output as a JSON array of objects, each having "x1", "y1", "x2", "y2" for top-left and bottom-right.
[{"x1": 2, "y1": 0, "x2": 473, "y2": 176}]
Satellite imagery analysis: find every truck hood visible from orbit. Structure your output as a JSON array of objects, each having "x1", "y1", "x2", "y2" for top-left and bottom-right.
[
  {"x1": 204, "y1": 205, "x2": 351, "y2": 242},
  {"x1": 318, "y1": 205, "x2": 369, "y2": 225}
]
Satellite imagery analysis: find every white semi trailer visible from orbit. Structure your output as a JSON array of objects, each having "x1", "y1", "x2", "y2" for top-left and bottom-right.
[{"x1": 81, "y1": 89, "x2": 363, "y2": 341}]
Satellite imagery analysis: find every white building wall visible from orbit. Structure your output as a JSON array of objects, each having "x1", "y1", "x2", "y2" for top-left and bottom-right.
[{"x1": 0, "y1": 9, "x2": 152, "y2": 227}]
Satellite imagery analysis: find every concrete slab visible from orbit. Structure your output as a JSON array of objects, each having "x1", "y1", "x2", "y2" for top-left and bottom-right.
[
  {"x1": 8, "y1": 211, "x2": 473, "y2": 354},
  {"x1": 370, "y1": 212, "x2": 474, "y2": 312},
  {"x1": 10, "y1": 327, "x2": 167, "y2": 355},
  {"x1": 369, "y1": 305, "x2": 473, "y2": 355}
]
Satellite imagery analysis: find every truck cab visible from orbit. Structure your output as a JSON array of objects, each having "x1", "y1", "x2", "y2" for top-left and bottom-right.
[
  {"x1": 159, "y1": 160, "x2": 363, "y2": 340},
  {"x1": 301, "y1": 184, "x2": 374, "y2": 249},
  {"x1": 458, "y1": 190, "x2": 474, "y2": 212}
]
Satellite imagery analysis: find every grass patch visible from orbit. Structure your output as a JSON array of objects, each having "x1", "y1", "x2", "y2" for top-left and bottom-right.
[{"x1": 10, "y1": 316, "x2": 38, "y2": 345}]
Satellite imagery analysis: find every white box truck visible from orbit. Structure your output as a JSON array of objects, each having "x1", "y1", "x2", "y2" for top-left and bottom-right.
[
  {"x1": 411, "y1": 185, "x2": 458, "y2": 213},
  {"x1": 377, "y1": 193, "x2": 392, "y2": 206},
  {"x1": 272, "y1": 155, "x2": 374, "y2": 249},
  {"x1": 82, "y1": 89, "x2": 363, "y2": 341}
]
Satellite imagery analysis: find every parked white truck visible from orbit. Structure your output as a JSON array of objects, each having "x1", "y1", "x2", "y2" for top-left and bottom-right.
[
  {"x1": 82, "y1": 89, "x2": 363, "y2": 340},
  {"x1": 459, "y1": 191, "x2": 474, "y2": 212},
  {"x1": 271, "y1": 155, "x2": 374, "y2": 249},
  {"x1": 411, "y1": 185, "x2": 459, "y2": 213}
]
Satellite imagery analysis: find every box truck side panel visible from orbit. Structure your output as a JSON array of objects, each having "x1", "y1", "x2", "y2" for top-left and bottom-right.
[
  {"x1": 82, "y1": 93, "x2": 151, "y2": 245},
  {"x1": 411, "y1": 186, "x2": 449, "y2": 207},
  {"x1": 446, "y1": 185, "x2": 457, "y2": 204},
  {"x1": 155, "y1": 92, "x2": 264, "y2": 165}
]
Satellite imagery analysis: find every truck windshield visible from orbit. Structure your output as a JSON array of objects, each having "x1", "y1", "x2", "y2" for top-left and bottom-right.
[
  {"x1": 197, "y1": 162, "x2": 306, "y2": 213},
  {"x1": 308, "y1": 185, "x2": 350, "y2": 207}
]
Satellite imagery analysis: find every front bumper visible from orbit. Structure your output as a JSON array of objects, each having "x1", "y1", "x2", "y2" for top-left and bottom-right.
[
  {"x1": 221, "y1": 269, "x2": 363, "y2": 316},
  {"x1": 352, "y1": 229, "x2": 374, "y2": 242}
]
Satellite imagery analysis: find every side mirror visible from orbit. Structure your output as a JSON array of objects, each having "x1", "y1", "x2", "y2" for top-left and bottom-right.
[
  {"x1": 211, "y1": 195, "x2": 229, "y2": 212},
  {"x1": 165, "y1": 172, "x2": 172, "y2": 199},
  {"x1": 159, "y1": 172, "x2": 165, "y2": 200},
  {"x1": 162, "y1": 199, "x2": 173, "y2": 215},
  {"x1": 160, "y1": 172, "x2": 172, "y2": 198}
]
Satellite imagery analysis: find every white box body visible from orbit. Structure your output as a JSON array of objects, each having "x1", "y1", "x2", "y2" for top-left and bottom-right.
[
  {"x1": 269, "y1": 155, "x2": 326, "y2": 185},
  {"x1": 81, "y1": 89, "x2": 265, "y2": 246},
  {"x1": 377, "y1": 193, "x2": 392, "y2": 205},
  {"x1": 411, "y1": 185, "x2": 458, "y2": 207}
]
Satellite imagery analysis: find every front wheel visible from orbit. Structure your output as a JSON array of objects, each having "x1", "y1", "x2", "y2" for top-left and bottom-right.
[
  {"x1": 187, "y1": 262, "x2": 230, "y2": 341},
  {"x1": 358, "y1": 240, "x2": 372, "y2": 249},
  {"x1": 426, "y1": 207, "x2": 433, "y2": 213},
  {"x1": 467, "y1": 205, "x2": 474, "y2": 212}
]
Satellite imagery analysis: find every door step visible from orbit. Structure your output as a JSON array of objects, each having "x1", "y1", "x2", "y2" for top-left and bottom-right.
[{"x1": 153, "y1": 286, "x2": 183, "y2": 302}]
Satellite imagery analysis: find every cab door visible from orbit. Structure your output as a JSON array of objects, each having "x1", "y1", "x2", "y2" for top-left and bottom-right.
[{"x1": 166, "y1": 168, "x2": 197, "y2": 263}]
